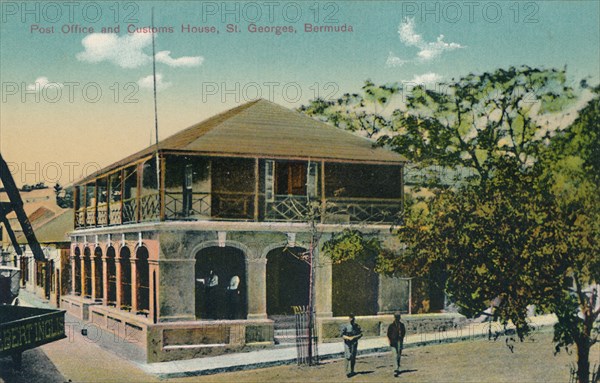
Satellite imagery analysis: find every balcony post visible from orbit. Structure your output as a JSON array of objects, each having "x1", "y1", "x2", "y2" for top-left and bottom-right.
[
  {"x1": 160, "y1": 155, "x2": 166, "y2": 221},
  {"x1": 136, "y1": 163, "x2": 142, "y2": 223},
  {"x1": 94, "y1": 180, "x2": 98, "y2": 227},
  {"x1": 320, "y1": 161, "x2": 326, "y2": 223},
  {"x1": 254, "y1": 158, "x2": 259, "y2": 221}
]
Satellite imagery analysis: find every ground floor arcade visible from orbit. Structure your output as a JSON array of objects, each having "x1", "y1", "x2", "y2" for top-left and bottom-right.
[{"x1": 62, "y1": 222, "x2": 410, "y2": 362}]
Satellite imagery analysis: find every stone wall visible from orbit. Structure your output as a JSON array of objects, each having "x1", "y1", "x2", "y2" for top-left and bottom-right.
[
  {"x1": 146, "y1": 319, "x2": 274, "y2": 363},
  {"x1": 317, "y1": 313, "x2": 466, "y2": 342}
]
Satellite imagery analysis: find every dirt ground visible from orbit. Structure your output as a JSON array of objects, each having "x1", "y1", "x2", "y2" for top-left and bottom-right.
[{"x1": 177, "y1": 330, "x2": 600, "y2": 383}]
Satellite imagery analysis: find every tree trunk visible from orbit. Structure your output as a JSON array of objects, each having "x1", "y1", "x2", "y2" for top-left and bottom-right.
[{"x1": 576, "y1": 335, "x2": 590, "y2": 383}]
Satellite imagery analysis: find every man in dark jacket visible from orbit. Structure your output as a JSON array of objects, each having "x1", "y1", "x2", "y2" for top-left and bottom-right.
[
  {"x1": 341, "y1": 314, "x2": 362, "y2": 378},
  {"x1": 387, "y1": 312, "x2": 406, "y2": 375}
]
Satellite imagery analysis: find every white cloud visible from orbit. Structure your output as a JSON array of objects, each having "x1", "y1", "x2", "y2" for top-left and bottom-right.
[
  {"x1": 26, "y1": 76, "x2": 63, "y2": 91},
  {"x1": 385, "y1": 52, "x2": 407, "y2": 68},
  {"x1": 77, "y1": 33, "x2": 153, "y2": 69},
  {"x1": 410, "y1": 72, "x2": 443, "y2": 85},
  {"x1": 138, "y1": 73, "x2": 172, "y2": 91},
  {"x1": 77, "y1": 34, "x2": 204, "y2": 69},
  {"x1": 155, "y1": 50, "x2": 203, "y2": 67},
  {"x1": 398, "y1": 18, "x2": 464, "y2": 62}
]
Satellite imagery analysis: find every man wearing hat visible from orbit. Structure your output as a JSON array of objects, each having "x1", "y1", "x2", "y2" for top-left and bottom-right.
[
  {"x1": 387, "y1": 312, "x2": 406, "y2": 375},
  {"x1": 340, "y1": 314, "x2": 362, "y2": 378}
]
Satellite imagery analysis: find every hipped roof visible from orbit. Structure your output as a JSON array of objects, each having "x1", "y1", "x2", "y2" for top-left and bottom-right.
[
  {"x1": 79, "y1": 99, "x2": 406, "y2": 184},
  {"x1": 17, "y1": 209, "x2": 72, "y2": 244}
]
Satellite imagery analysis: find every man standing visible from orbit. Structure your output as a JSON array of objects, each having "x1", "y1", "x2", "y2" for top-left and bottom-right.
[
  {"x1": 341, "y1": 314, "x2": 362, "y2": 378},
  {"x1": 226, "y1": 275, "x2": 240, "y2": 319},
  {"x1": 205, "y1": 270, "x2": 219, "y2": 319},
  {"x1": 387, "y1": 312, "x2": 406, "y2": 375}
]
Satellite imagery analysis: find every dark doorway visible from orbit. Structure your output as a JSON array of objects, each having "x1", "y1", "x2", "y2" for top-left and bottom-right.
[
  {"x1": 136, "y1": 247, "x2": 150, "y2": 314},
  {"x1": 276, "y1": 162, "x2": 307, "y2": 195},
  {"x1": 106, "y1": 247, "x2": 116, "y2": 305},
  {"x1": 83, "y1": 248, "x2": 92, "y2": 298},
  {"x1": 73, "y1": 248, "x2": 81, "y2": 295},
  {"x1": 94, "y1": 247, "x2": 103, "y2": 300},
  {"x1": 194, "y1": 246, "x2": 246, "y2": 320},
  {"x1": 266, "y1": 247, "x2": 310, "y2": 315},
  {"x1": 333, "y1": 259, "x2": 379, "y2": 316},
  {"x1": 120, "y1": 247, "x2": 131, "y2": 310}
]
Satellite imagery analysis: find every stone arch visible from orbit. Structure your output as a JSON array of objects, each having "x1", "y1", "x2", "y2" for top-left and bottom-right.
[
  {"x1": 93, "y1": 246, "x2": 103, "y2": 300},
  {"x1": 135, "y1": 246, "x2": 150, "y2": 313},
  {"x1": 73, "y1": 247, "x2": 81, "y2": 295},
  {"x1": 260, "y1": 241, "x2": 310, "y2": 260},
  {"x1": 119, "y1": 246, "x2": 132, "y2": 310},
  {"x1": 190, "y1": 240, "x2": 253, "y2": 261},
  {"x1": 83, "y1": 247, "x2": 92, "y2": 298},
  {"x1": 106, "y1": 246, "x2": 117, "y2": 305},
  {"x1": 193, "y1": 243, "x2": 247, "y2": 320}
]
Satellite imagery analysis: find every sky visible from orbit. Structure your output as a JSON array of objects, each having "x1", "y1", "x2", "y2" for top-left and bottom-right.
[{"x1": 0, "y1": 0, "x2": 599, "y2": 186}]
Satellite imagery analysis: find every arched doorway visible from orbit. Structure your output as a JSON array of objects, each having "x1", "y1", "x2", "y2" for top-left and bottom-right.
[
  {"x1": 94, "y1": 247, "x2": 103, "y2": 300},
  {"x1": 83, "y1": 247, "x2": 92, "y2": 298},
  {"x1": 194, "y1": 246, "x2": 246, "y2": 320},
  {"x1": 73, "y1": 247, "x2": 81, "y2": 295},
  {"x1": 106, "y1": 247, "x2": 116, "y2": 306},
  {"x1": 266, "y1": 247, "x2": 310, "y2": 316},
  {"x1": 136, "y1": 247, "x2": 150, "y2": 314},
  {"x1": 120, "y1": 247, "x2": 132, "y2": 310}
]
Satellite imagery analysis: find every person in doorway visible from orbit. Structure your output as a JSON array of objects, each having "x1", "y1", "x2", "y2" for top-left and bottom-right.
[
  {"x1": 340, "y1": 314, "x2": 362, "y2": 378},
  {"x1": 226, "y1": 275, "x2": 241, "y2": 319},
  {"x1": 387, "y1": 312, "x2": 406, "y2": 375},
  {"x1": 205, "y1": 270, "x2": 219, "y2": 319}
]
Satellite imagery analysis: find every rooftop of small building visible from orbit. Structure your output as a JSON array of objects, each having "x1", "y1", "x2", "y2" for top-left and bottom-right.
[
  {"x1": 16, "y1": 208, "x2": 72, "y2": 245},
  {"x1": 78, "y1": 99, "x2": 407, "y2": 184}
]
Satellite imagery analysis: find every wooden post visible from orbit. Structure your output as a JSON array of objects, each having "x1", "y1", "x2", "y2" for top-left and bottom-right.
[
  {"x1": 320, "y1": 161, "x2": 326, "y2": 223},
  {"x1": 82, "y1": 184, "x2": 87, "y2": 228},
  {"x1": 254, "y1": 158, "x2": 259, "y2": 221},
  {"x1": 93, "y1": 180, "x2": 98, "y2": 227},
  {"x1": 120, "y1": 170, "x2": 125, "y2": 225},
  {"x1": 136, "y1": 164, "x2": 142, "y2": 223},
  {"x1": 160, "y1": 155, "x2": 166, "y2": 221}
]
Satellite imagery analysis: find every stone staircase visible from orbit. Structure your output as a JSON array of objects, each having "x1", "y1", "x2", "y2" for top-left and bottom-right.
[{"x1": 271, "y1": 315, "x2": 298, "y2": 345}]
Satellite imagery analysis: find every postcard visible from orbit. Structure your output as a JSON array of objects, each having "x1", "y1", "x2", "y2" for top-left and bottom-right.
[{"x1": 0, "y1": 1, "x2": 598, "y2": 382}]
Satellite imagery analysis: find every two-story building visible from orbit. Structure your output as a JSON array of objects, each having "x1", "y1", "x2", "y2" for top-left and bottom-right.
[{"x1": 63, "y1": 99, "x2": 409, "y2": 362}]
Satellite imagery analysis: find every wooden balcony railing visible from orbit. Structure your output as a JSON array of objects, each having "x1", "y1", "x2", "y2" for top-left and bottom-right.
[
  {"x1": 140, "y1": 193, "x2": 160, "y2": 222},
  {"x1": 122, "y1": 197, "x2": 137, "y2": 224},
  {"x1": 74, "y1": 193, "x2": 401, "y2": 228},
  {"x1": 96, "y1": 203, "x2": 109, "y2": 226},
  {"x1": 325, "y1": 197, "x2": 402, "y2": 224},
  {"x1": 211, "y1": 191, "x2": 254, "y2": 220},
  {"x1": 264, "y1": 195, "x2": 311, "y2": 222},
  {"x1": 109, "y1": 203, "x2": 122, "y2": 226},
  {"x1": 164, "y1": 191, "x2": 211, "y2": 219}
]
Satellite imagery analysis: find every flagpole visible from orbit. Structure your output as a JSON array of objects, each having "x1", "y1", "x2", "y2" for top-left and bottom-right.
[{"x1": 151, "y1": 7, "x2": 160, "y2": 207}]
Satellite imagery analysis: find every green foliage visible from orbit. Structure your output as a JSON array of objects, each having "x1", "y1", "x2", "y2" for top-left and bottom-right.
[
  {"x1": 299, "y1": 80, "x2": 399, "y2": 139},
  {"x1": 308, "y1": 69, "x2": 598, "y2": 382},
  {"x1": 322, "y1": 229, "x2": 382, "y2": 266},
  {"x1": 381, "y1": 66, "x2": 576, "y2": 185}
]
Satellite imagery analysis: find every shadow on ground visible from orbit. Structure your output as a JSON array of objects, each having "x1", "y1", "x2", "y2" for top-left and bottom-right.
[{"x1": 0, "y1": 348, "x2": 66, "y2": 383}]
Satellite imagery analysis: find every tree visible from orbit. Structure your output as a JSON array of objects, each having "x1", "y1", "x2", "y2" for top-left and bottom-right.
[
  {"x1": 303, "y1": 66, "x2": 576, "y2": 187},
  {"x1": 540, "y1": 87, "x2": 600, "y2": 383},
  {"x1": 306, "y1": 68, "x2": 598, "y2": 382},
  {"x1": 299, "y1": 80, "x2": 399, "y2": 139},
  {"x1": 54, "y1": 183, "x2": 73, "y2": 209},
  {"x1": 394, "y1": 91, "x2": 599, "y2": 383}
]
